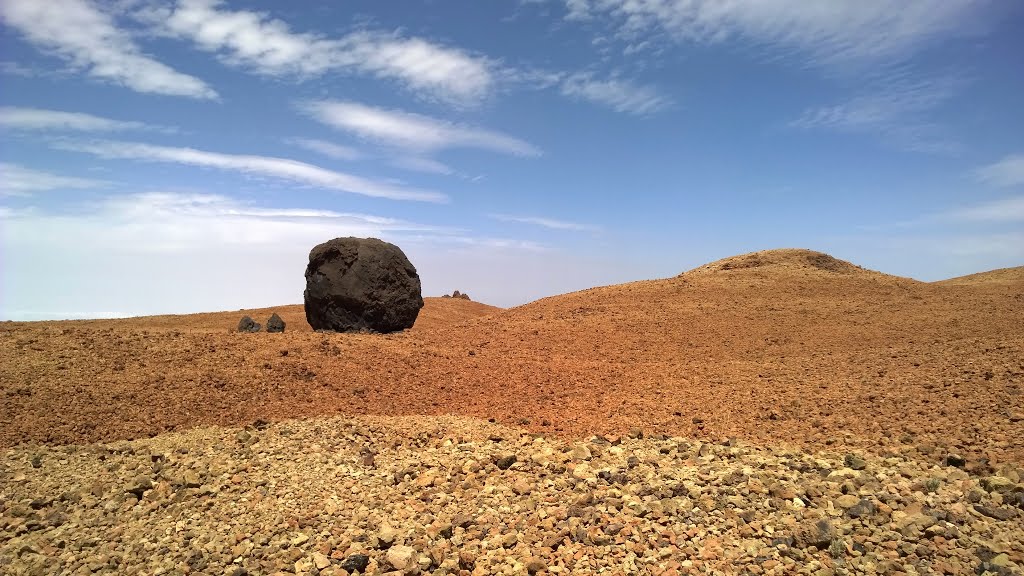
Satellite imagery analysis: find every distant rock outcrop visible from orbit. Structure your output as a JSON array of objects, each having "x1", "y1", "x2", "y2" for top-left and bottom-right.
[
  {"x1": 266, "y1": 313, "x2": 285, "y2": 333},
  {"x1": 442, "y1": 290, "x2": 471, "y2": 300},
  {"x1": 237, "y1": 316, "x2": 261, "y2": 332},
  {"x1": 303, "y1": 237, "x2": 423, "y2": 333}
]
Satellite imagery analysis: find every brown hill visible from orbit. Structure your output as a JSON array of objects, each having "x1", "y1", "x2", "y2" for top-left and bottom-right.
[
  {"x1": 683, "y1": 248, "x2": 880, "y2": 277},
  {"x1": 2, "y1": 250, "x2": 1022, "y2": 471},
  {"x1": 935, "y1": 265, "x2": 1024, "y2": 287}
]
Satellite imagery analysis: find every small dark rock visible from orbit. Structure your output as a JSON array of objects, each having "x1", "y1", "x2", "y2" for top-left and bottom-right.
[
  {"x1": 340, "y1": 553, "x2": 370, "y2": 572},
  {"x1": 946, "y1": 454, "x2": 967, "y2": 468},
  {"x1": 266, "y1": 313, "x2": 285, "y2": 333},
  {"x1": 1007, "y1": 492, "x2": 1024, "y2": 510},
  {"x1": 847, "y1": 499, "x2": 876, "y2": 519},
  {"x1": 237, "y1": 316, "x2": 261, "y2": 332},
  {"x1": 974, "y1": 504, "x2": 1017, "y2": 521},
  {"x1": 844, "y1": 453, "x2": 867, "y2": 470},
  {"x1": 495, "y1": 455, "x2": 517, "y2": 470}
]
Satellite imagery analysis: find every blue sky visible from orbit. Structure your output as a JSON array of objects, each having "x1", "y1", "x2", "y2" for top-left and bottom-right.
[{"x1": 1, "y1": 0, "x2": 1022, "y2": 319}]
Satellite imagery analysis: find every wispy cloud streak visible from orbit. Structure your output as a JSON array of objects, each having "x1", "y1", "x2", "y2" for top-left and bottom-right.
[{"x1": 56, "y1": 140, "x2": 448, "y2": 202}]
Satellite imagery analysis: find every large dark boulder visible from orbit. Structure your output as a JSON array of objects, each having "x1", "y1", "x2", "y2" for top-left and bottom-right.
[{"x1": 303, "y1": 237, "x2": 423, "y2": 333}]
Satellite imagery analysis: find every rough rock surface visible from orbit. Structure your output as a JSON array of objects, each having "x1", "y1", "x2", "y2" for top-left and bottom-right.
[
  {"x1": 442, "y1": 291, "x2": 471, "y2": 300},
  {"x1": 266, "y1": 313, "x2": 286, "y2": 333},
  {"x1": 237, "y1": 316, "x2": 261, "y2": 333},
  {"x1": 2, "y1": 416, "x2": 1022, "y2": 575},
  {"x1": 304, "y1": 237, "x2": 423, "y2": 333}
]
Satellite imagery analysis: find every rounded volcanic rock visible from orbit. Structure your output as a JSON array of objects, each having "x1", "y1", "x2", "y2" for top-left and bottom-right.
[{"x1": 303, "y1": 237, "x2": 424, "y2": 333}]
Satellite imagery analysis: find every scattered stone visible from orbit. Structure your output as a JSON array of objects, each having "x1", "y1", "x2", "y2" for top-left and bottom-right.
[
  {"x1": 844, "y1": 453, "x2": 867, "y2": 470},
  {"x1": 377, "y1": 523, "x2": 398, "y2": 549},
  {"x1": 303, "y1": 237, "x2": 424, "y2": 333},
  {"x1": 340, "y1": 554, "x2": 370, "y2": 572},
  {"x1": 846, "y1": 499, "x2": 876, "y2": 518},
  {"x1": 796, "y1": 518, "x2": 836, "y2": 550},
  {"x1": 834, "y1": 494, "x2": 860, "y2": 509},
  {"x1": 126, "y1": 474, "x2": 152, "y2": 497},
  {"x1": 386, "y1": 545, "x2": 417, "y2": 572},
  {"x1": 974, "y1": 504, "x2": 1017, "y2": 521},
  {"x1": 237, "y1": 316, "x2": 261, "y2": 333},
  {"x1": 946, "y1": 453, "x2": 967, "y2": 468},
  {"x1": 525, "y1": 557, "x2": 547, "y2": 574},
  {"x1": 495, "y1": 454, "x2": 517, "y2": 470},
  {"x1": 982, "y1": 476, "x2": 1016, "y2": 493},
  {"x1": 266, "y1": 313, "x2": 286, "y2": 333}
]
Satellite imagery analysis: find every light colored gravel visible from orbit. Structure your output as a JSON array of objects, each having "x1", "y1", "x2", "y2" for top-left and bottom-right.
[{"x1": 1, "y1": 415, "x2": 1022, "y2": 575}]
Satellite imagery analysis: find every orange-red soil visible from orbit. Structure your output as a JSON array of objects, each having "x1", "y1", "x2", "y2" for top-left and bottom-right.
[{"x1": 2, "y1": 250, "x2": 1022, "y2": 469}]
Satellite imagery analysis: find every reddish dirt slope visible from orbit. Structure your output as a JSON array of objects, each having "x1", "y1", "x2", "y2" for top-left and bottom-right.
[
  {"x1": 2, "y1": 250, "x2": 1021, "y2": 471},
  {"x1": 934, "y1": 265, "x2": 1024, "y2": 287}
]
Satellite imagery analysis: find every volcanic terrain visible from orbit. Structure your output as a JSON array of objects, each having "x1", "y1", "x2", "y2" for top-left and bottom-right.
[
  {"x1": 2, "y1": 249, "x2": 1021, "y2": 464},
  {"x1": 2, "y1": 249, "x2": 1023, "y2": 575}
]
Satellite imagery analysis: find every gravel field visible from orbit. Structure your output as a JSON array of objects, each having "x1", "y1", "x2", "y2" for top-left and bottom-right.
[{"x1": 2, "y1": 415, "x2": 1022, "y2": 575}]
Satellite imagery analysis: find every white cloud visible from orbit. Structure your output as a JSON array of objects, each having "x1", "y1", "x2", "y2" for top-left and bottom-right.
[
  {"x1": 0, "y1": 162, "x2": 109, "y2": 196},
  {"x1": 976, "y1": 154, "x2": 1024, "y2": 188},
  {"x1": 391, "y1": 157, "x2": 455, "y2": 176},
  {"x1": 490, "y1": 213, "x2": 597, "y2": 231},
  {"x1": 0, "y1": 106, "x2": 159, "y2": 132},
  {"x1": 139, "y1": 0, "x2": 493, "y2": 104},
  {"x1": 0, "y1": 0, "x2": 217, "y2": 99},
  {"x1": 0, "y1": 192, "x2": 445, "y2": 318},
  {"x1": 560, "y1": 0, "x2": 984, "y2": 66},
  {"x1": 299, "y1": 100, "x2": 541, "y2": 157},
  {"x1": 1, "y1": 192, "x2": 611, "y2": 319},
  {"x1": 943, "y1": 196, "x2": 1024, "y2": 223},
  {"x1": 286, "y1": 138, "x2": 362, "y2": 161},
  {"x1": 791, "y1": 73, "x2": 961, "y2": 154},
  {"x1": 56, "y1": 139, "x2": 448, "y2": 203},
  {"x1": 560, "y1": 72, "x2": 669, "y2": 115}
]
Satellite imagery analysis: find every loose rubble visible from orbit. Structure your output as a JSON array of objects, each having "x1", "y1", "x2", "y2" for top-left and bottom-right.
[{"x1": 2, "y1": 416, "x2": 1022, "y2": 575}]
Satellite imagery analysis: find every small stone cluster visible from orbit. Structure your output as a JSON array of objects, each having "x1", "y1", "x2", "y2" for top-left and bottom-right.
[
  {"x1": 441, "y1": 291, "x2": 471, "y2": 301},
  {"x1": 237, "y1": 313, "x2": 286, "y2": 333}
]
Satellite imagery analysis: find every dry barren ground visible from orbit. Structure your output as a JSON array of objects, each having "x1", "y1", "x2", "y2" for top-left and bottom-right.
[
  {"x1": 2, "y1": 250, "x2": 1021, "y2": 466},
  {"x1": 1, "y1": 249, "x2": 1023, "y2": 575},
  {"x1": 2, "y1": 416, "x2": 1023, "y2": 575}
]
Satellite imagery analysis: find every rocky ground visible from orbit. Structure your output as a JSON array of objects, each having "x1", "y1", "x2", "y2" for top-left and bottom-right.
[
  {"x1": 2, "y1": 250, "x2": 1022, "y2": 574},
  {"x1": 2, "y1": 416, "x2": 1022, "y2": 575}
]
